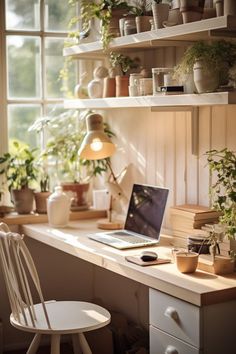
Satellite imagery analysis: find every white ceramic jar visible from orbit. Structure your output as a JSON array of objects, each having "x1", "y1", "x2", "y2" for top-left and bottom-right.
[{"x1": 47, "y1": 186, "x2": 71, "y2": 228}]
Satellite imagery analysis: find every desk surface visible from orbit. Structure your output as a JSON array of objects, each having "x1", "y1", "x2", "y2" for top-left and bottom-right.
[{"x1": 22, "y1": 220, "x2": 236, "y2": 307}]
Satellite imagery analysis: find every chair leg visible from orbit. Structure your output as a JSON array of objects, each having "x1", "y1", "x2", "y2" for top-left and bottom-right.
[
  {"x1": 78, "y1": 333, "x2": 92, "y2": 354},
  {"x1": 71, "y1": 333, "x2": 82, "y2": 354},
  {"x1": 27, "y1": 333, "x2": 42, "y2": 354},
  {"x1": 51, "y1": 334, "x2": 61, "y2": 354}
]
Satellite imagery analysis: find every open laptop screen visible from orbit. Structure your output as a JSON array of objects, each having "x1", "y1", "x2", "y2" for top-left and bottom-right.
[{"x1": 124, "y1": 184, "x2": 169, "y2": 240}]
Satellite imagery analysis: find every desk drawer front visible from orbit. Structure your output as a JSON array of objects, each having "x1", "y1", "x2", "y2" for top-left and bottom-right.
[
  {"x1": 149, "y1": 288, "x2": 200, "y2": 347},
  {"x1": 150, "y1": 325, "x2": 200, "y2": 354}
]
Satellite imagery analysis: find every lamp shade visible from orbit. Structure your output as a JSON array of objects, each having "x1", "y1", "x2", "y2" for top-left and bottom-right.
[{"x1": 78, "y1": 113, "x2": 116, "y2": 160}]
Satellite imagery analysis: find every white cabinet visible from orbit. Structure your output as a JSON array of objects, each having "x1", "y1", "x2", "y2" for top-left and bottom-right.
[{"x1": 149, "y1": 288, "x2": 236, "y2": 354}]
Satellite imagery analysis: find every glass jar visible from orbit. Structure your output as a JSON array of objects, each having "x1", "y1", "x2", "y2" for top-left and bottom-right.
[
  {"x1": 139, "y1": 78, "x2": 153, "y2": 96},
  {"x1": 152, "y1": 67, "x2": 173, "y2": 95}
]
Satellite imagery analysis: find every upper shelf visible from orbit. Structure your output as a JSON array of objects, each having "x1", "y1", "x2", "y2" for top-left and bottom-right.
[
  {"x1": 63, "y1": 15, "x2": 236, "y2": 58},
  {"x1": 64, "y1": 92, "x2": 236, "y2": 109}
]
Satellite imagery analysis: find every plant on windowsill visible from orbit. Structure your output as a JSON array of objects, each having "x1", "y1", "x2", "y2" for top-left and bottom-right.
[
  {"x1": 173, "y1": 40, "x2": 236, "y2": 93},
  {"x1": 0, "y1": 140, "x2": 38, "y2": 215},
  {"x1": 30, "y1": 110, "x2": 115, "y2": 210},
  {"x1": 206, "y1": 148, "x2": 236, "y2": 259}
]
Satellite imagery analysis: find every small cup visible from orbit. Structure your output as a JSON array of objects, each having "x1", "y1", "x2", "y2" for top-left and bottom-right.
[{"x1": 175, "y1": 251, "x2": 199, "y2": 273}]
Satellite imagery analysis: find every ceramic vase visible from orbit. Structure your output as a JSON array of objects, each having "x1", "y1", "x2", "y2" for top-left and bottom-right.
[
  {"x1": 135, "y1": 16, "x2": 153, "y2": 33},
  {"x1": 224, "y1": 0, "x2": 236, "y2": 15},
  {"x1": 214, "y1": 0, "x2": 224, "y2": 16},
  {"x1": 47, "y1": 186, "x2": 71, "y2": 227},
  {"x1": 151, "y1": 2, "x2": 170, "y2": 29},
  {"x1": 193, "y1": 60, "x2": 219, "y2": 93},
  {"x1": 180, "y1": 0, "x2": 205, "y2": 23}
]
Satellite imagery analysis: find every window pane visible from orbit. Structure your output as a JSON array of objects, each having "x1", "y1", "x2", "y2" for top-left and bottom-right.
[
  {"x1": 6, "y1": 0, "x2": 40, "y2": 30},
  {"x1": 7, "y1": 36, "x2": 41, "y2": 99},
  {"x1": 8, "y1": 105, "x2": 41, "y2": 148},
  {"x1": 45, "y1": 0, "x2": 77, "y2": 32},
  {"x1": 45, "y1": 38, "x2": 76, "y2": 98}
]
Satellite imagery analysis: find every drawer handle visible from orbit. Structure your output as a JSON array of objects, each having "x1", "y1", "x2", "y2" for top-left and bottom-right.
[
  {"x1": 165, "y1": 345, "x2": 179, "y2": 354},
  {"x1": 164, "y1": 306, "x2": 179, "y2": 322}
]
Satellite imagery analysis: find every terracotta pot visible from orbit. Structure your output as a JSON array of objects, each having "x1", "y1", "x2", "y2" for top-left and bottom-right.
[
  {"x1": 176, "y1": 251, "x2": 199, "y2": 273},
  {"x1": 103, "y1": 77, "x2": 116, "y2": 97},
  {"x1": 11, "y1": 187, "x2": 34, "y2": 214},
  {"x1": 107, "y1": 9, "x2": 128, "y2": 37},
  {"x1": 152, "y1": 2, "x2": 169, "y2": 29},
  {"x1": 34, "y1": 191, "x2": 51, "y2": 214},
  {"x1": 135, "y1": 16, "x2": 153, "y2": 33},
  {"x1": 180, "y1": 0, "x2": 205, "y2": 23},
  {"x1": 62, "y1": 182, "x2": 89, "y2": 210},
  {"x1": 193, "y1": 59, "x2": 219, "y2": 93},
  {"x1": 115, "y1": 75, "x2": 129, "y2": 97}
]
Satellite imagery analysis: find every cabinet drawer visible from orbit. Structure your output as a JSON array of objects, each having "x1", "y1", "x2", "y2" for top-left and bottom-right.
[
  {"x1": 150, "y1": 325, "x2": 200, "y2": 354},
  {"x1": 149, "y1": 288, "x2": 201, "y2": 347}
]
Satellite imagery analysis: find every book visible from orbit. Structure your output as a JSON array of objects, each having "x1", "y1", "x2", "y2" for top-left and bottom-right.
[
  {"x1": 170, "y1": 214, "x2": 219, "y2": 230},
  {"x1": 170, "y1": 204, "x2": 222, "y2": 221}
]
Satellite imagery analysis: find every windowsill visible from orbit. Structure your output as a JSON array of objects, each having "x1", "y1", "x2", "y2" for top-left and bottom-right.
[{"x1": 0, "y1": 209, "x2": 107, "y2": 225}]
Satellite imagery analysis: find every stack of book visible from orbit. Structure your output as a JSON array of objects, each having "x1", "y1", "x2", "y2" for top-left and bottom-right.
[{"x1": 169, "y1": 204, "x2": 222, "y2": 247}]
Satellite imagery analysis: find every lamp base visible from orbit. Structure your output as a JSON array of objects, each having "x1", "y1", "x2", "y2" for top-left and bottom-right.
[{"x1": 97, "y1": 218, "x2": 124, "y2": 230}]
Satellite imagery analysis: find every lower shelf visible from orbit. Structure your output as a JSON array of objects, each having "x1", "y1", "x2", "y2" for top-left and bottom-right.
[{"x1": 64, "y1": 91, "x2": 236, "y2": 110}]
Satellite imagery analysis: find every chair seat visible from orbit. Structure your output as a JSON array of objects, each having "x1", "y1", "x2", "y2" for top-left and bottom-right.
[{"x1": 10, "y1": 301, "x2": 111, "y2": 335}]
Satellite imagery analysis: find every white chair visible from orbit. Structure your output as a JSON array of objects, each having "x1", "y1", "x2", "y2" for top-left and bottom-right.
[{"x1": 0, "y1": 222, "x2": 111, "y2": 354}]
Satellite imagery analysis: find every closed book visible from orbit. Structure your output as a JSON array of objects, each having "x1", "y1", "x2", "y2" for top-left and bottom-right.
[
  {"x1": 170, "y1": 214, "x2": 219, "y2": 229},
  {"x1": 170, "y1": 204, "x2": 222, "y2": 221}
]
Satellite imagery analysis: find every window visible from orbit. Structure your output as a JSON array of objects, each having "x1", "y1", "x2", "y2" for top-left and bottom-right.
[{"x1": 0, "y1": 0, "x2": 77, "y2": 153}]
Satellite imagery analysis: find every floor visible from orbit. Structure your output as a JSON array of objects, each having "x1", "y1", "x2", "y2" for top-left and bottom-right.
[{"x1": 5, "y1": 343, "x2": 72, "y2": 354}]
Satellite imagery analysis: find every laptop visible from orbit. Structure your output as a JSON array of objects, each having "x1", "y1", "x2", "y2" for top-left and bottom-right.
[{"x1": 89, "y1": 184, "x2": 169, "y2": 250}]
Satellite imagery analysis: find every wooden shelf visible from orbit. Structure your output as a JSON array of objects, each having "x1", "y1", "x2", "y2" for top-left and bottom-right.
[
  {"x1": 64, "y1": 91, "x2": 236, "y2": 109},
  {"x1": 63, "y1": 16, "x2": 236, "y2": 58}
]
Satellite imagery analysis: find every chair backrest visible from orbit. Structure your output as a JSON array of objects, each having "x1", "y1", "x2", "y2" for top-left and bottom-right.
[{"x1": 0, "y1": 223, "x2": 51, "y2": 328}]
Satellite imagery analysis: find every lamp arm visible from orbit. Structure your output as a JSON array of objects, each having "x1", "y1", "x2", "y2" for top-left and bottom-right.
[{"x1": 107, "y1": 159, "x2": 117, "y2": 183}]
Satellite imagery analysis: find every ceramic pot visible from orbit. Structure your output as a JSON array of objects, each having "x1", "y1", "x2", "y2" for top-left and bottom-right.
[
  {"x1": 103, "y1": 77, "x2": 116, "y2": 97},
  {"x1": 180, "y1": 0, "x2": 205, "y2": 23},
  {"x1": 214, "y1": 0, "x2": 223, "y2": 16},
  {"x1": 176, "y1": 251, "x2": 199, "y2": 273},
  {"x1": 224, "y1": 0, "x2": 236, "y2": 15},
  {"x1": 193, "y1": 60, "x2": 219, "y2": 93},
  {"x1": 34, "y1": 191, "x2": 51, "y2": 214},
  {"x1": 115, "y1": 75, "x2": 129, "y2": 97},
  {"x1": 62, "y1": 182, "x2": 89, "y2": 210},
  {"x1": 11, "y1": 187, "x2": 34, "y2": 214},
  {"x1": 106, "y1": 9, "x2": 128, "y2": 37},
  {"x1": 135, "y1": 16, "x2": 153, "y2": 33},
  {"x1": 151, "y1": 2, "x2": 169, "y2": 29},
  {"x1": 47, "y1": 186, "x2": 71, "y2": 227}
]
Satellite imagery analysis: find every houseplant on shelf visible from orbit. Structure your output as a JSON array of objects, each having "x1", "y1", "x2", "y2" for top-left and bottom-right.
[
  {"x1": 133, "y1": 0, "x2": 153, "y2": 33},
  {"x1": 33, "y1": 110, "x2": 115, "y2": 210},
  {"x1": 68, "y1": 0, "x2": 136, "y2": 49},
  {"x1": 109, "y1": 51, "x2": 140, "y2": 96},
  {"x1": 206, "y1": 148, "x2": 236, "y2": 258},
  {"x1": 173, "y1": 40, "x2": 236, "y2": 93},
  {"x1": 0, "y1": 140, "x2": 38, "y2": 214}
]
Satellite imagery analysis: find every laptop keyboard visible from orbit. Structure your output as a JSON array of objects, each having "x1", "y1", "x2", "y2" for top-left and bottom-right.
[{"x1": 112, "y1": 232, "x2": 152, "y2": 244}]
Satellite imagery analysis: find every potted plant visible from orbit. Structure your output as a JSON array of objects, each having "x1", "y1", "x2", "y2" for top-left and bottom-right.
[
  {"x1": 32, "y1": 110, "x2": 114, "y2": 210},
  {"x1": 33, "y1": 164, "x2": 51, "y2": 214},
  {"x1": 179, "y1": 0, "x2": 205, "y2": 23},
  {"x1": 133, "y1": 0, "x2": 153, "y2": 33},
  {"x1": 69, "y1": 0, "x2": 135, "y2": 49},
  {"x1": 109, "y1": 51, "x2": 140, "y2": 96},
  {"x1": 173, "y1": 40, "x2": 236, "y2": 93},
  {"x1": 0, "y1": 141, "x2": 38, "y2": 214},
  {"x1": 206, "y1": 148, "x2": 236, "y2": 257}
]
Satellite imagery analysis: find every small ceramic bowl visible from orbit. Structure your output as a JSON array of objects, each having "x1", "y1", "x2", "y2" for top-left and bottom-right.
[{"x1": 175, "y1": 251, "x2": 199, "y2": 273}]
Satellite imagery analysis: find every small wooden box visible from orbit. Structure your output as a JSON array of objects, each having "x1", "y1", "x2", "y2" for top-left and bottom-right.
[{"x1": 197, "y1": 255, "x2": 235, "y2": 275}]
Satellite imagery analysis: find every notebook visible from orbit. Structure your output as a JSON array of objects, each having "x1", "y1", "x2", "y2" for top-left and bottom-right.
[{"x1": 89, "y1": 184, "x2": 169, "y2": 250}]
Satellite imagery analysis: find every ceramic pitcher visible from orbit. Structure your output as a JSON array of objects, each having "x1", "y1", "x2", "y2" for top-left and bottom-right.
[{"x1": 47, "y1": 186, "x2": 71, "y2": 228}]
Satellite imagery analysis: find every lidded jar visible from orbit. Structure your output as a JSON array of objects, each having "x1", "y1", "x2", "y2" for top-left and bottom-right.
[{"x1": 47, "y1": 186, "x2": 71, "y2": 228}]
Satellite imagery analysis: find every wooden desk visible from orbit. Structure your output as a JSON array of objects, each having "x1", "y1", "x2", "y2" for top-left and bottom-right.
[{"x1": 22, "y1": 220, "x2": 236, "y2": 354}]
